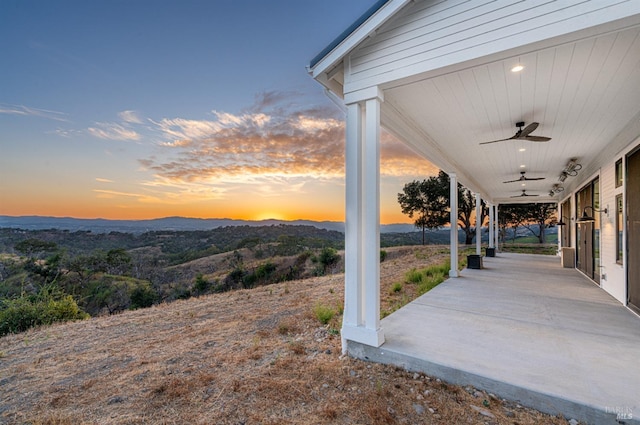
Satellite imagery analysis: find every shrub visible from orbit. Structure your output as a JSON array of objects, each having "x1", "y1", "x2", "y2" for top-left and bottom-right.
[
  {"x1": 317, "y1": 247, "x2": 340, "y2": 272},
  {"x1": 404, "y1": 261, "x2": 449, "y2": 296},
  {"x1": 380, "y1": 250, "x2": 388, "y2": 262},
  {"x1": 194, "y1": 273, "x2": 210, "y2": 295},
  {"x1": 0, "y1": 286, "x2": 89, "y2": 336},
  {"x1": 313, "y1": 304, "x2": 335, "y2": 325},
  {"x1": 129, "y1": 283, "x2": 157, "y2": 310},
  {"x1": 225, "y1": 267, "x2": 246, "y2": 289},
  {"x1": 254, "y1": 261, "x2": 276, "y2": 281},
  {"x1": 390, "y1": 282, "x2": 403, "y2": 293},
  {"x1": 405, "y1": 268, "x2": 422, "y2": 284},
  {"x1": 417, "y1": 272, "x2": 445, "y2": 295}
]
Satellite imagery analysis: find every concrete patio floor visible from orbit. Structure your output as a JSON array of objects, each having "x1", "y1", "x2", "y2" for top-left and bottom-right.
[{"x1": 349, "y1": 253, "x2": 640, "y2": 425}]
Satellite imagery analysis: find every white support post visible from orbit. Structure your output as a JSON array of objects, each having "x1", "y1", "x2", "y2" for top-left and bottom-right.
[
  {"x1": 488, "y1": 203, "x2": 494, "y2": 249},
  {"x1": 450, "y1": 172, "x2": 459, "y2": 277},
  {"x1": 362, "y1": 96, "x2": 382, "y2": 343},
  {"x1": 494, "y1": 204, "x2": 500, "y2": 252},
  {"x1": 476, "y1": 193, "x2": 482, "y2": 255},
  {"x1": 341, "y1": 90, "x2": 385, "y2": 353},
  {"x1": 344, "y1": 101, "x2": 363, "y2": 351}
]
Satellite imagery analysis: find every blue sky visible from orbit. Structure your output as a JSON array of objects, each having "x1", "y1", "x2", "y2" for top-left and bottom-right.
[{"x1": 0, "y1": 0, "x2": 435, "y2": 223}]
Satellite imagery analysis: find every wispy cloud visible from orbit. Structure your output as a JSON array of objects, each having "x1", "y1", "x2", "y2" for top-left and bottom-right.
[
  {"x1": 88, "y1": 122, "x2": 141, "y2": 141},
  {"x1": 48, "y1": 128, "x2": 83, "y2": 138},
  {"x1": 0, "y1": 103, "x2": 68, "y2": 122},
  {"x1": 118, "y1": 110, "x2": 143, "y2": 124},
  {"x1": 95, "y1": 177, "x2": 114, "y2": 183},
  {"x1": 93, "y1": 189, "x2": 161, "y2": 203}
]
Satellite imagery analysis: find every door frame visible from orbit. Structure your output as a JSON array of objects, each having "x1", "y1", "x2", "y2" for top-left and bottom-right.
[
  {"x1": 626, "y1": 146, "x2": 640, "y2": 314},
  {"x1": 575, "y1": 178, "x2": 600, "y2": 283}
]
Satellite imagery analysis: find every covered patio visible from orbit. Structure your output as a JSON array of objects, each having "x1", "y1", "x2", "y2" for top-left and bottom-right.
[
  {"x1": 309, "y1": 1, "x2": 640, "y2": 423},
  {"x1": 350, "y1": 253, "x2": 640, "y2": 424}
]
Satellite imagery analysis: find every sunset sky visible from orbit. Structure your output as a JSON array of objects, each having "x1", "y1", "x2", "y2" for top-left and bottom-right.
[{"x1": 0, "y1": 0, "x2": 437, "y2": 224}]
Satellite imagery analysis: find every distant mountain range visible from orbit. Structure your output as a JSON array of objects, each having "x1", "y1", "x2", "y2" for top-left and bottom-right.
[{"x1": 0, "y1": 215, "x2": 419, "y2": 234}]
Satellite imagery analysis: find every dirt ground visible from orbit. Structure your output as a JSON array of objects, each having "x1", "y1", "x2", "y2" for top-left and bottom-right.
[{"x1": 0, "y1": 246, "x2": 576, "y2": 424}]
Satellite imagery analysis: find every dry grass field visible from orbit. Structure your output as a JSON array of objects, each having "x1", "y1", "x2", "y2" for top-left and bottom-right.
[{"x1": 0, "y1": 246, "x2": 575, "y2": 424}]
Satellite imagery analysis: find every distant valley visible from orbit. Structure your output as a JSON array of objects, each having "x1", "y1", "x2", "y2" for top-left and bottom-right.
[{"x1": 0, "y1": 215, "x2": 418, "y2": 234}]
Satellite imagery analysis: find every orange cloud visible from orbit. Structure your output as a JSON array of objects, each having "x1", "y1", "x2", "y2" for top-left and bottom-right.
[{"x1": 140, "y1": 92, "x2": 434, "y2": 193}]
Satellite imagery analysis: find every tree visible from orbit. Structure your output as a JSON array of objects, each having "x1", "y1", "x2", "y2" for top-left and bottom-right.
[
  {"x1": 397, "y1": 174, "x2": 449, "y2": 244},
  {"x1": 522, "y1": 203, "x2": 558, "y2": 243},
  {"x1": 105, "y1": 248, "x2": 132, "y2": 275},
  {"x1": 14, "y1": 239, "x2": 58, "y2": 258},
  {"x1": 430, "y1": 171, "x2": 489, "y2": 245},
  {"x1": 499, "y1": 203, "x2": 557, "y2": 243},
  {"x1": 456, "y1": 187, "x2": 489, "y2": 245},
  {"x1": 499, "y1": 204, "x2": 528, "y2": 242}
]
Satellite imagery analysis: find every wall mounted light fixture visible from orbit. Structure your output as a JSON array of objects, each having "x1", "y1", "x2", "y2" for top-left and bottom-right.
[{"x1": 576, "y1": 205, "x2": 609, "y2": 223}]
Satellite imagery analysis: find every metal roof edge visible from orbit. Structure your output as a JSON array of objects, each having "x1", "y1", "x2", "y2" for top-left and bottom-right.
[{"x1": 309, "y1": 0, "x2": 390, "y2": 69}]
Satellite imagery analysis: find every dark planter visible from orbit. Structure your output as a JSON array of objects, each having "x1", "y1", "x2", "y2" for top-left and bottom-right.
[
  {"x1": 467, "y1": 254, "x2": 483, "y2": 269},
  {"x1": 485, "y1": 247, "x2": 496, "y2": 257}
]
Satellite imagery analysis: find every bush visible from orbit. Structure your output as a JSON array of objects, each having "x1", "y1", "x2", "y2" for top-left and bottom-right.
[
  {"x1": 317, "y1": 247, "x2": 340, "y2": 272},
  {"x1": 194, "y1": 273, "x2": 210, "y2": 295},
  {"x1": 0, "y1": 287, "x2": 89, "y2": 336},
  {"x1": 380, "y1": 250, "x2": 388, "y2": 262},
  {"x1": 313, "y1": 304, "x2": 335, "y2": 325},
  {"x1": 404, "y1": 261, "x2": 450, "y2": 296},
  {"x1": 405, "y1": 268, "x2": 423, "y2": 284},
  {"x1": 244, "y1": 261, "x2": 277, "y2": 286},
  {"x1": 390, "y1": 282, "x2": 403, "y2": 293},
  {"x1": 417, "y1": 272, "x2": 445, "y2": 295},
  {"x1": 129, "y1": 283, "x2": 157, "y2": 310}
]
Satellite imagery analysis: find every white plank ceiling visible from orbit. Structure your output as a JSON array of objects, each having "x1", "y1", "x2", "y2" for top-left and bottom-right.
[{"x1": 381, "y1": 24, "x2": 640, "y2": 204}]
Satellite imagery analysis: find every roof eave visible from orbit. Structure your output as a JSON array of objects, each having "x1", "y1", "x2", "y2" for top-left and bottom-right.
[{"x1": 308, "y1": 0, "x2": 412, "y2": 84}]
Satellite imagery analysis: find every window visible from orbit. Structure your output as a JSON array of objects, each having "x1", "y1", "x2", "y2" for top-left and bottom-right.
[
  {"x1": 615, "y1": 159, "x2": 623, "y2": 188},
  {"x1": 616, "y1": 194, "x2": 623, "y2": 264}
]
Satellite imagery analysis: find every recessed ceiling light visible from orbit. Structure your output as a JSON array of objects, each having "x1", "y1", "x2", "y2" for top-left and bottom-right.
[
  {"x1": 511, "y1": 64, "x2": 524, "y2": 73},
  {"x1": 519, "y1": 148, "x2": 526, "y2": 152}
]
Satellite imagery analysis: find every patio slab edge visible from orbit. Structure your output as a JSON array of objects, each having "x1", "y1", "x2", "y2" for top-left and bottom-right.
[{"x1": 347, "y1": 340, "x2": 638, "y2": 425}]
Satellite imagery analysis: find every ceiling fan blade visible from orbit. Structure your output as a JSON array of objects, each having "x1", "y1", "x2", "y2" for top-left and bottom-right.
[
  {"x1": 479, "y1": 138, "x2": 511, "y2": 145},
  {"x1": 523, "y1": 177, "x2": 545, "y2": 181},
  {"x1": 523, "y1": 135, "x2": 551, "y2": 142},
  {"x1": 480, "y1": 122, "x2": 550, "y2": 145},
  {"x1": 503, "y1": 178, "x2": 521, "y2": 183},
  {"x1": 519, "y1": 122, "x2": 539, "y2": 137}
]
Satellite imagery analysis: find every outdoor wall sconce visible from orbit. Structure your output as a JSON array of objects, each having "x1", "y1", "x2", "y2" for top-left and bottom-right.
[
  {"x1": 557, "y1": 216, "x2": 569, "y2": 226},
  {"x1": 576, "y1": 205, "x2": 608, "y2": 223}
]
